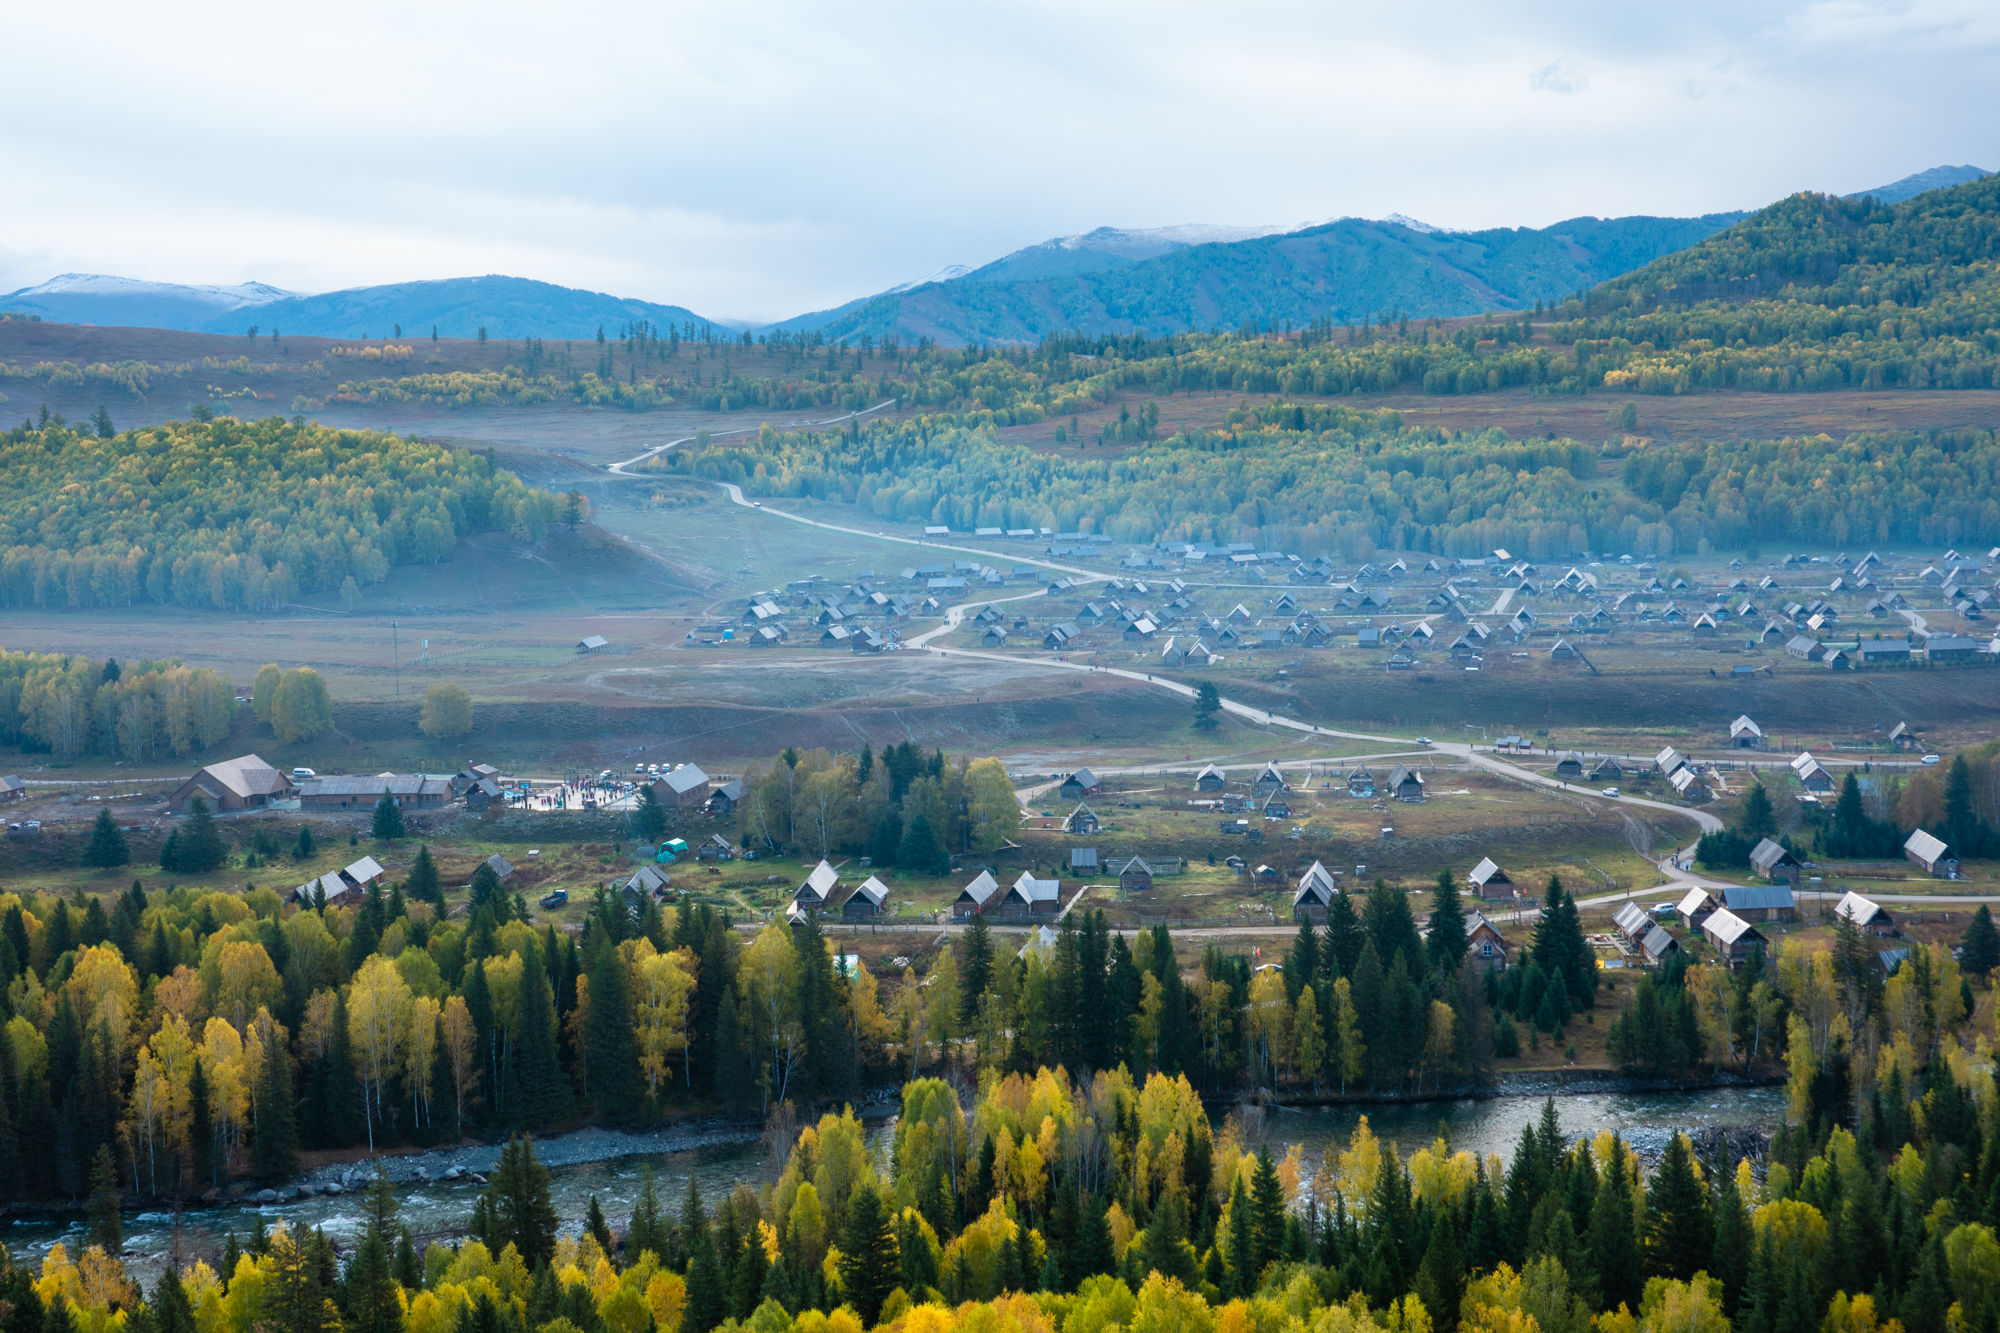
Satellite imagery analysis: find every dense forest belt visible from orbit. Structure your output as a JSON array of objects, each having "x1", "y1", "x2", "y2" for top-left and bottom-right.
[{"x1": 328, "y1": 680, "x2": 1176, "y2": 759}]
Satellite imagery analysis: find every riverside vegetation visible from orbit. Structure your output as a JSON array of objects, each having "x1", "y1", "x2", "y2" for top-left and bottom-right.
[{"x1": 3, "y1": 883, "x2": 2000, "y2": 1333}]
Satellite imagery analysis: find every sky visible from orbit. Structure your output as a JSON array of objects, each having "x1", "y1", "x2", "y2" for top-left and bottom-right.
[{"x1": 3, "y1": 0, "x2": 1996, "y2": 325}]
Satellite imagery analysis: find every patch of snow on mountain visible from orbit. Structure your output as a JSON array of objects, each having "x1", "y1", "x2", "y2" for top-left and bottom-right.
[
  {"x1": 888, "y1": 265, "x2": 974, "y2": 292},
  {"x1": 3, "y1": 274, "x2": 296, "y2": 308}
]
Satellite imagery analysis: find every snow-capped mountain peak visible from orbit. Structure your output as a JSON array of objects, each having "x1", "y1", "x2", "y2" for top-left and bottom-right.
[{"x1": 5, "y1": 274, "x2": 295, "y2": 308}]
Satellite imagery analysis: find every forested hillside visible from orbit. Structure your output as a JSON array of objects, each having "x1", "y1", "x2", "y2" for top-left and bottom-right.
[
  {"x1": 676, "y1": 406, "x2": 2000, "y2": 557},
  {"x1": 0, "y1": 415, "x2": 553, "y2": 611},
  {"x1": 797, "y1": 213, "x2": 1744, "y2": 346},
  {"x1": 1545, "y1": 172, "x2": 2000, "y2": 394}
]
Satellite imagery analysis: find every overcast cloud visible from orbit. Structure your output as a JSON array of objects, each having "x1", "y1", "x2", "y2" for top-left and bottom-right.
[{"x1": 2, "y1": 0, "x2": 1995, "y2": 323}]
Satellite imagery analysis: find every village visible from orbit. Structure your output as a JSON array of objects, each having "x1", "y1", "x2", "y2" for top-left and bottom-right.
[
  {"x1": 6, "y1": 698, "x2": 1954, "y2": 1009},
  {"x1": 650, "y1": 536, "x2": 2000, "y2": 683}
]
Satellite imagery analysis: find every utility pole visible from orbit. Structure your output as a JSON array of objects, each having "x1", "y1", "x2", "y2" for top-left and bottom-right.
[{"x1": 392, "y1": 620, "x2": 400, "y2": 701}]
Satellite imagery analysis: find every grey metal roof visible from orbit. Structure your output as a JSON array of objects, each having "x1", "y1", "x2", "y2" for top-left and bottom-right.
[
  {"x1": 1640, "y1": 925, "x2": 1680, "y2": 960},
  {"x1": 1703, "y1": 908, "x2": 1764, "y2": 946},
  {"x1": 1722, "y1": 883, "x2": 1795, "y2": 912},
  {"x1": 1835, "y1": 892, "x2": 1887, "y2": 926},
  {"x1": 1747, "y1": 838, "x2": 1795, "y2": 873},
  {"x1": 1905, "y1": 828, "x2": 1951, "y2": 863}
]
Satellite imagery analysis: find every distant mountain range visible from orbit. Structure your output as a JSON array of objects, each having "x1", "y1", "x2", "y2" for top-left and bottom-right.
[
  {"x1": 0, "y1": 274, "x2": 300, "y2": 332},
  {"x1": 770, "y1": 211, "x2": 1753, "y2": 345},
  {"x1": 0, "y1": 274, "x2": 716, "y2": 342},
  {"x1": 1846, "y1": 164, "x2": 1990, "y2": 204},
  {"x1": 4, "y1": 166, "x2": 1988, "y2": 346}
]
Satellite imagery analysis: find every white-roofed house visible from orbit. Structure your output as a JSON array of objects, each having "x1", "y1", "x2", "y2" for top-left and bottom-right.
[
  {"x1": 953, "y1": 870, "x2": 1001, "y2": 918},
  {"x1": 1701, "y1": 908, "x2": 1769, "y2": 969},
  {"x1": 653, "y1": 764, "x2": 713, "y2": 809},
  {"x1": 842, "y1": 876, "x2": 891, "y2": 919},
  {"x1": 1729, "y1": 715, "x2": 1765, "y2": 749},
  {"x1": 1613, "y1": 902, "x2": 1652, "y2": 943},
  {"x1": 1835, "y1": 891, "x2": 1899, "y2": 937},
  {"x1": 794, "y1": 859, "x2": 841, "y2": 909},
  {"x1": 1292, "y1": 861, "x2": 1340, "y2": 923},
  {"x1": 1790, "y1": 752, "x2": 1834, "y2": 793},
  {"x1": 1637, "y1": 924, "x2": 1681, "y2": 964},
  {"x1": 1904, "y1": 829, "x2": 1959, "y2": 877},
  {"x1": 1058, "y1": 769, "x2": 1102, "y2": 800},
  {"x1": 996, "y1": 872, "x2": 1062, "y2": 918},
  {"x1": 1467, "y1": 858, "x2": 1515, "y2": 901},
  {"x1": 1747, "y1": 838, "x2": 1801, "y2": 885},
  {"x1": 1195, "y1": 764, "x2": 1227, "y2": 793},
  {"x1": 1676, "y1": 887, "x2": 1718, "y2": 932}
]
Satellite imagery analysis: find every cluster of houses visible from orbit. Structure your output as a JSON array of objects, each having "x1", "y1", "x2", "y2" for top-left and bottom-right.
[
  {"x1": 1286, "y1": 859, "x2": 1511, "y2": 969},
  {"x1": 165, "y1": 753, "x2": 744, "y2": 821}
]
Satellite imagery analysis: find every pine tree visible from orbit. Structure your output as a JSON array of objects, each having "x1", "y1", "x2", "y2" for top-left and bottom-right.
[
  {"x1": 961, "y1": 912, "x2": 994, "y2": 1024},
  {"x1": 347, "y1": 1166, "x2": 403, "y2": 1333},
  {"x1": 84, "y1": 810, "x2": 129, "y2": 868},
  {"x1": 1590, "y1": 1136, "x2": 1643, "y2": 1313},
  {"x1": 1963, "y1": 905, "x2": 2000, "y2": 979},
  {"x1": 371, "y1": 792, "x2": 406, "y2": 841},
  {"x1": 85, "y1": 1143, "x2": 121, "y2": 1252},
  {"x1": 188, "y1": 1058, "x2": 215, "y2": 1191},
  {"x1": 682, "y1": 1177, "x2": 728, "y2": 1333},
  {"x1": 898, "y1": 811, "x2": 949, "y2": 875},
  {"x1": 407, "y1": 845, "x2": 441, "y2": 909},
  {"x1": 510, "y1": 939, "x2": 570, "y2": 1129},
  {"x1": 1140, "y1": 1195, "x2": 1197, "y2": 1284},
  {"x1": 252, "y1": 1027, "x2": 299, "y2": 1181},
  {"x1": 586, "y1": 1195, "x2": 614, "y2": 1252},
  {"x1": 1284, "y1": 918, "x2": 1319, "y2": 1005},
  {"x1": 1324, "y1": 889, "x2": 1365, "y2": 977},
  {"x1": 293, "y1": 823, "x2": 317, "y2": 860},
  {"x1": 1427, "y1": 868, "x2": 1468, "y2": 974},
  {"x1": 322, "y1": 993, "x2": 363, "y2": 1147},
  {"x1": 1251, "y1": 1148, "x2": 1286, "y2": 1274},
  {"x1": 176, "y1": 796, "x2": 227, "y2": 873},
  {"x1": 585, "y1": 942, "x2": 639, "y2": 1122},
  {"x1": 1193, "y1": 681, "x2": 1222, "y2": 729},
  {"x1": 153, "y1": 1268, "x2": 197, "y2": 1333},
  {"x1": 1711, "y1": 1169, "x2": 1752, "y2": 1315},
  {"x1": 1644, "y1": 1132, "x2": 1713, "y2": 1279},
  {"x1": 628, "y1": 1165, "x2": 668, "y2": 1261},
  {"x1": 483, "y1": 1134, "x2": 558, "y2": 1267},
  {"x1": 1415, "y1": 1215, "x2": 1465, "y2": 1333},
  {"x1": 838, "y1": 1184, "x2": 901, "y2": 1325}
]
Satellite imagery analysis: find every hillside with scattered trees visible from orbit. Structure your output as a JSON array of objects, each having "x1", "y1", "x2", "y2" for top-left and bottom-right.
[{"x1": 0, "y1": 415, "x2": 554, "y2": 612}]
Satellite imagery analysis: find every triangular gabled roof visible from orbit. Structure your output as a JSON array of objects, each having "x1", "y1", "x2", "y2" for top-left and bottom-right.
[
  {"x1": 796, "y1": 859, "x2": 840, "y2": 902},
  {"x1": 956, "y1": 870, "x2": 1000, "y2": 906},
  {"x1": 1292, "y1": 861, "x2": 1339, "y2": 907}
]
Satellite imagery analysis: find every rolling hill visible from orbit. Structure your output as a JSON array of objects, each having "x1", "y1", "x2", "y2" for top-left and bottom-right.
[
  {"x1": 0, "y1": 274, "x2": 298, "y2": 330},
  {"x1": 776, "y1": 211, "x2": 1750, "y2": 345},
  {"x1": 199, "y1": 275, "x2": 720, "y2": 341},
  {"x1": 1, "y1": 273, "x2": 724, "y2": 341}
]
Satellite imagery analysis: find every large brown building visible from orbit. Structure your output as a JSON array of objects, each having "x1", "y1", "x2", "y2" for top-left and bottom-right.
[{"x1": 168, "y1": 754, "x2": 296, "y2": 814}]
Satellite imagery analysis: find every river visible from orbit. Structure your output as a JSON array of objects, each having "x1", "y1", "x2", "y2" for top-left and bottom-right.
[{"x1": 0, "y1": 1084, "x2": 1784, "y2": 1289}]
